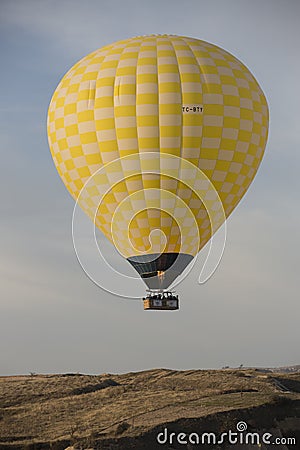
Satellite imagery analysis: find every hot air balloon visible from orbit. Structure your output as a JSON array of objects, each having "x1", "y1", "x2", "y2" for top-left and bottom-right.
[{"x1": 47, "y1": 35, "x2": 268, "y2": 310}]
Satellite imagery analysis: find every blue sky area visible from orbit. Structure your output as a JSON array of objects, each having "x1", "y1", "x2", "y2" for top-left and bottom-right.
[{"x1": 0, "y1": 0, "x2": 299, "y2": 375}]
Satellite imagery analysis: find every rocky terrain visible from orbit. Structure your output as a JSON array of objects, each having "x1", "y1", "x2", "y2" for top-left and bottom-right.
[{"x1": 0, "y1": 368, "x2": 299, "y2": 449}]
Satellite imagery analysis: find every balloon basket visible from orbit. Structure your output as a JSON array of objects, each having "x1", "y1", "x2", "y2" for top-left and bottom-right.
[{"x1": 143, "y1": 291, "x2": 179, "y2": 311}]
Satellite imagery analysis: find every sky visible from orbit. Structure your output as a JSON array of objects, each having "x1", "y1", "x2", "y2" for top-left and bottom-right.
[{"x1": 0, "y1": 0, "x2": 299, "y2": 375}]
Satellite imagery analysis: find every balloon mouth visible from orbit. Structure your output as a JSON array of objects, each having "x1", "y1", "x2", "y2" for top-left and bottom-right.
[{"x1": 127, "y1": 253, "x2": 193, "y2": 290}]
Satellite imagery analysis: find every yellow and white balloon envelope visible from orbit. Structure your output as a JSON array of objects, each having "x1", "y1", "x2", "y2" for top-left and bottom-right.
[{"x1": 47, "y1": 35, "x2": 269, "y2": 298}]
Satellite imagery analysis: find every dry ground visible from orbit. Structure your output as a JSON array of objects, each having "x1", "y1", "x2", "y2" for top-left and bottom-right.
[{"x1": 0, "y1": 368, "x2": 299, "y2": 449}]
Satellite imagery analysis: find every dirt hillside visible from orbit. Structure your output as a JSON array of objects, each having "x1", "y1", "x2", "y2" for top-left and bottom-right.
[{"x1": 0, "y1": 368, "x2": 299, "y2": 449}]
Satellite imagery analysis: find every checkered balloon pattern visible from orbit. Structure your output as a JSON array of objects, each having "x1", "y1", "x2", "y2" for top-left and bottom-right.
[{"x1": 47, "y1": 34, "x2": 268, "y2": 259}]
